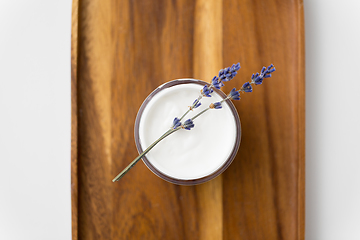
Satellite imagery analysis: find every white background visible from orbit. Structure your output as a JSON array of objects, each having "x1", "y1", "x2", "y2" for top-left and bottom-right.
[
  {"x1": 305, "y1": 0, "x2": 360, "y2": 239},
  {"x1": 0, "y1": 0, "x2": 71, "y2": 239},
  {"x1": 0, "y1": 0, "x2": 359, "y2": 239}
]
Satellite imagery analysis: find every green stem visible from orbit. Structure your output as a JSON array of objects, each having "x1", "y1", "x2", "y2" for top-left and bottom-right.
[
  {"x1": 179, "y1": 95, "x2": 202, "y2": 122},
  {"x1": 179, "y1": 109, "x2": 191, "y2": 122},
  {"x1": 112, "y1": 128, "x2": 179, "y2": 182},
  {"x1": 191, "y1": 108, "x2": 210, "y2": 121},
  {"x1": 220, "y1": 96, "x2": 230, "y2": 103}
]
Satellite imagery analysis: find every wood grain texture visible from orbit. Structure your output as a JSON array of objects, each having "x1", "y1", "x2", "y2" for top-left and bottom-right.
[
  {"x1": 71, "y1": 0, "x2": 79, "y2": 239},
  {"x1": 71, "y1": 0, "x2": 305, "y2": 239},
  {"x1": 192, "y1": 1, "x2": 223, "y2": 239}
]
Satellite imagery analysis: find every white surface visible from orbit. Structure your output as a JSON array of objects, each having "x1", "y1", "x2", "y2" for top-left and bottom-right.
[
  {"x1": 139, "y1": 83, "x2": 237, "y2": 180},
  {"x1": 0, "y1": 0, "x2": 359, "y2": 239},
  {"x1": 304, "y1": 0, "x2": 360, "y2": 239},
  {"x1": 0, "y1": 0, "x2": 72, "y2": 240}
]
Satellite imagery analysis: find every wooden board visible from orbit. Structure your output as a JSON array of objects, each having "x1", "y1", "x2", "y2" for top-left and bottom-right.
[{"x1": 71, "y1": 0, "x2": 305, "y2": 239}]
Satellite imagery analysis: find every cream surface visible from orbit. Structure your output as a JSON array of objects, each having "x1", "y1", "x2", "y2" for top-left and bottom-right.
[{"x1": 138, "y1": 82, "x2": 238, "y2": 180}]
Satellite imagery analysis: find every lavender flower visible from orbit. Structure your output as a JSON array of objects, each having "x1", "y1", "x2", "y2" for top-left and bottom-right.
[
  {"x1": 192, "y1": 99, "x2": 201, "y2": 109},
  {"x1": 201, "y1": 85, "x2": 213, "y2": 97},
  {"x1": 173, "y1": 117, "x2": 181, "y2": 129},
  {"x1": 229, "y1": 88, "x2": 240, "y2": 100},
  {"x1": 241, "y1": 82, "x2": 253, "y2": 93},
  {"x1": 251, "y1": 64, "x2": 276, "y2": 85},
  {"x1": 211, "y1": 76, "x2": 224, "y2": 90},
  {"x1": 183, "y1": 119, "x2": 194, "y2": 130},
  {"x1": 210, "y1": 102, "x2": 222, "y2": 109},
  {"x1": 219, "y1": 63, "x2": 241, "y2": 82}
]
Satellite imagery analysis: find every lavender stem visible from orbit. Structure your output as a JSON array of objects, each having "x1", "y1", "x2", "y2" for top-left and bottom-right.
[
  {"x1": 112, "y1": 127, "x2": 180, "y2": 182},
  {"x1": 179, "y1": 95, "x2": 202, "y2": 121},
  {"x1": 191, "y1": 108, "x2": 210, "y2": 121}
]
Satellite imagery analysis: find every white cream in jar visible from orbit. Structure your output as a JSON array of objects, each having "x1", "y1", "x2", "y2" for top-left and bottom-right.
[{"x1": 137, "y1": 79, "x2": 240, "y2": 182}]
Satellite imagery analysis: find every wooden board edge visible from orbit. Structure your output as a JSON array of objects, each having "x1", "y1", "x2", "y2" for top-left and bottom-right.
[
  {"x1": 297, "y1": 0, "x2": 305, "y2": 239},
  {"x1": 70, "y1": 1, "x2": 305, "y2": 238},
  {"x1": 71, "y1": 0, "x2": 79, "y2": 239}
]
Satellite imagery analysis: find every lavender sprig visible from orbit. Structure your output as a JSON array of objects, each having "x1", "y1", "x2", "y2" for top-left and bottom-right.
[{"x1": 113, "y1": 63, "x2": 275, "y2": 182}]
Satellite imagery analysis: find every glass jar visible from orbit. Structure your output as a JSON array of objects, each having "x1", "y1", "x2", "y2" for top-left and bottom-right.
[{"x1": 134, "y1": 79, "x2": 241, "y2": 185}]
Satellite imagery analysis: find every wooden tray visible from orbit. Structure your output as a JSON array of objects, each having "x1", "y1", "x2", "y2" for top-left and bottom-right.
[{"x1": 71, "y1": 0, "x2": 305, "y2": 239}]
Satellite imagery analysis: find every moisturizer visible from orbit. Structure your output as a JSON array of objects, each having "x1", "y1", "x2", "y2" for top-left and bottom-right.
[{"x1": 138, "y1": 82, "x2": 238, "y2": 180}]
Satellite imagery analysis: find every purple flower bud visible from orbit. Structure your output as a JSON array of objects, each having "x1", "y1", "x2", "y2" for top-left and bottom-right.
[
  {"x1": 261, "y1": 66, "x2": 266, "y2": 74},
  {"x1": 251, "y1": 64, "x2": 275, "y2": 85},
  {"x1": 218, "y1": 62, "x2": 241, "y2": 82},
  {"x1": 254, "y1": 77, "x2": 264, "y2": 85},
  {"x1": 201, "y1": 85, "x2": 213, "y2": 97},
  {"x1": 193, "y1": 99, "x2": 201, "y2": 108},
  {"x1": 173, "y1": 117, "x2": 181, "y2": 129},
  {"x1": 229, "y1": 88, "x2": 240, "y2": 100},
  {"x1": 264, "y1": 74, "x2": 272, "y2": 78},
  {"x1": 213, "y1": 102, "x2": 222, "y2": 109},
  {"x1": 269, "y1": 67, "x2": 276, "y2": 73},
  {"x1": 211, "y1": 76, "x2": 223, "y2": 89},
  {"x1": 219, "y1": 69, "x2": 224, "y2": 76},
  {"x1": 183, "y1": 119, "x2": 194, "y2": 130},
  {"x1": 242, "y1": 82, "x2": 253, "y2": 92}
]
